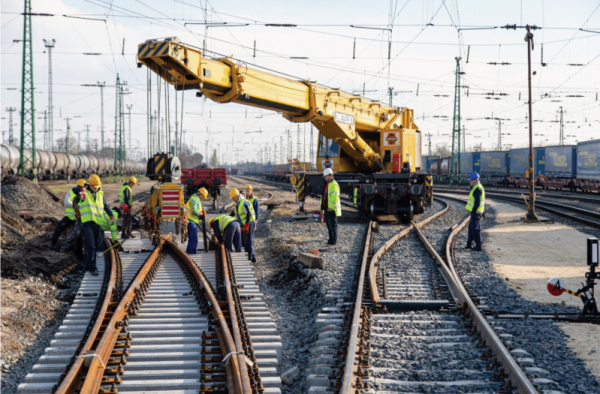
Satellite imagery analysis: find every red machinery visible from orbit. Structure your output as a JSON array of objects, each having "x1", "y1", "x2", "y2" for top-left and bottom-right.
[{"x1": 181, "y1": 168, "x2": 228, "y2": 206}]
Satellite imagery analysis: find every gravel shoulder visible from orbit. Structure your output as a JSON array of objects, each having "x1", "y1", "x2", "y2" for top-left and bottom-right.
[{"x1": 443, "y1": 193, "x2": 600, "y2": 390}]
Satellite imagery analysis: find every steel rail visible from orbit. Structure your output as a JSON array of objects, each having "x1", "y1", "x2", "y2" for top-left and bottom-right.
[
  {"x1": 220, "y1": 244, "x2": 253, "y2": 394},
  {"x1": 55, "y1": 241, "x2": 118, "y2": 394},
  {"x1": 435, "y1": 185, "x2": 600, "y2": 204},
  {"x1": 444, "y1": 217, "x2": 538, "y2": 394},
  {"x1": 438, "y1": 189, "x2": 600, "y2": 228},
  {"x1": 339, "y1": 221, "x2": 373, "y2": 394},
  {"x1": 168, "y1": 240, "x2": 249, "y2": 394},
  {"x1": 76, "y1": 235, "x2": 170, "y2": 393}
]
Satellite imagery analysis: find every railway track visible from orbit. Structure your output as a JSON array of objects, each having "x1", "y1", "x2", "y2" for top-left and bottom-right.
[
  {"x1": 17, "y1": 228, "x2": 283, "y2": 394},
  {"x1": 436, "y1": 187, "x2": 600, "y2": 228},
  {"x1": 305, "y1": 198, "x2": 543, "y2": 394}
]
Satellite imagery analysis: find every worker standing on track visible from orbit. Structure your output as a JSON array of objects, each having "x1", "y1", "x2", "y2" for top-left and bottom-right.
[
  {"x1": 119, "y1": 176, "x2": 137, "y2": 239},
  {"x1": 245, "y1": 184, "x2": 260, "y2": 226},
  {"x1": 73, "y1": 174, "x2": 114, "y2": 276},
  {"x1": 209, "y1": 215, "x2": 242, "y2": 252},
  {"x1": 186, "y1": 187, "x2": 208, "y2": 255},
  {"x1": 464, "y1": 172, "x2": 485, "y2": 252},
  {"x1": 321, "y1": 168, "x2": 342, "y2": 246},
  {"x1": 49, "y1": 179, "x2": 87, "y2": 250},
  {"x1": 230, "y1": 188, "x2": 256, "y2": 262},
  {"x1": 98, "y1": 203, "x2": 129, "y2": 251}
]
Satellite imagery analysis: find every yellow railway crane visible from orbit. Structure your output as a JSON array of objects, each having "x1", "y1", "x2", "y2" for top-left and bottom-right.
[{"x1": 138, "y1": 37, "x2": 432, "y2": 221}]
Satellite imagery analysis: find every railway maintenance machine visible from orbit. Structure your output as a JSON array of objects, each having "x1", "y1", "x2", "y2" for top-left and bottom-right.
[{"x1": 137, "y1": 37, "x2": 432, "y2": 221}]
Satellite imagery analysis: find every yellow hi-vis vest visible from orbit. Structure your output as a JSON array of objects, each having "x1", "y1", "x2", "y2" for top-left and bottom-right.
[
  {"x1": 320, "y1": 180, "x2": 342, "y2": 217},
  {"x1": 186, "y1": 194, "x2": 203, "y2": 225},
  {"x1": 217, "y1": 215, "x2": 237, "y2": 233},
  {"x1": 79, "y1": 190, "x2": 106, "y2": 224},
  {"x1": 119, "y1": 183, "x2": 132, "y2": 207},
  {"x1": 235, "y1": 197, "x2": 255, "y2": 224},
  {"x1": 65, "y1": 190, "x2": 77, "y2": 220},
  {"x1": 465, "y1": 182, "x2": 485, "y2": 213},
  {"x1": 100, "y1": 209, "x2": 119, "y2": 241}
]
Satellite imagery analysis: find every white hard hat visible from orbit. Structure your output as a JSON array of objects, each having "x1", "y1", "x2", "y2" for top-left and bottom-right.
[{"x1": 323, "y1": 168, "x2": 334, "y2": 177}]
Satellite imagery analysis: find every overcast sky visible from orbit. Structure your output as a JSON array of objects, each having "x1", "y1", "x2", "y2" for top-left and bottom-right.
[{"x1": 2, "y1": 0, "x2": 599, "y2": 163}]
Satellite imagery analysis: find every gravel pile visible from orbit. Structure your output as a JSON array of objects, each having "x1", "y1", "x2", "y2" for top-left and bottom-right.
[{"x1": 252, "y1": 217, "x2": 366, "y2": 393}]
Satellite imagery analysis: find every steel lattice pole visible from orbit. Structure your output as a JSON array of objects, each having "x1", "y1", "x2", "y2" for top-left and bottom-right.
[{"x1": 19, "y1": 0, "x2": 37, "y2": 183}]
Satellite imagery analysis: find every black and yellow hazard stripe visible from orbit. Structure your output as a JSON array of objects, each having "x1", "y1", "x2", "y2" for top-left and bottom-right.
[
  {"x1": 296, "y1": 175, "x2": 306, "y2": 202},
  {"x1": 139, "y1": 41, "x2": 172, "y2": 59}
]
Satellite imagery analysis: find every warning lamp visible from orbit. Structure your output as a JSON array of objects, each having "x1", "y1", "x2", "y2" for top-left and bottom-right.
[{"x1": 589, "y1": 237, "x2": 599, "y2": 266}]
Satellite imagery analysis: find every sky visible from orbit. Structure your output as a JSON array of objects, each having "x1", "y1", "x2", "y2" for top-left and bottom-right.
[{"x1": 2, "y1": 0, "x2": 600, "y2": 164}]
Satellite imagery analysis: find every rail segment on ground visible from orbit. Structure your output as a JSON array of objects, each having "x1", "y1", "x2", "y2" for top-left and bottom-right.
[{"x1": 17, "y1": 224, "x2": 283, "y2": 393}]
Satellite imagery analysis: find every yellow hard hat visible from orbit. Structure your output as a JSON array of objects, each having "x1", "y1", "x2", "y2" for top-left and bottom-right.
[
  {"x1": 245, "y1": 184, "x2": 253, "y2": 191},
  {"x1": 77, "y1": 179, "x2": 86, "y2": 187},
  {"x1": 88, "y1": 174, "x2": 101, "y2": 187},
  {"x1": 198, "y1": 187, "x2": 209, "y2": 198},
  {"x1": 229, "y1": 188, "x2": 240, "y2": 198},
  {"x1": 129, "y1": 176, "x2": 137, "y2": 185}
]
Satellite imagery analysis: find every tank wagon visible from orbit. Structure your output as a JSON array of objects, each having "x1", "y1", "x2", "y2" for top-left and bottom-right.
[{"x1": 1, "y1": 144, "x2": 145, "y2": 180}]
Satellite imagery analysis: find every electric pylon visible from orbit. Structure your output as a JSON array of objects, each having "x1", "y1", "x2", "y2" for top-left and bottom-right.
[
  {"x1": 6, "y1": 107, "x2": 16, "y2": 145},
  {"x1": 43, "y1": 38, "x2": 55, "y2": 151},
  {"x1": 449, "y1": 57, "x2": 463, "y2": 185},
  {"x1": 19, "y1": 0, "x2": 37, "y2": 183},
  {"x1": 65, "y1": 117, "x2": 71, "y2": 153},
  {"x1": 114, "y1": 75, "x2": 126, "y2": 174},
  {"x1": 558, "y1": 106, "x2": 565, "y2": 146}
]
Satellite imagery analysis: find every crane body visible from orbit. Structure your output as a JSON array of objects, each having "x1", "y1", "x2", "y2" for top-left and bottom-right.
[{"x1": 138, "y1": 38, "x2": 432, "y2": 220}]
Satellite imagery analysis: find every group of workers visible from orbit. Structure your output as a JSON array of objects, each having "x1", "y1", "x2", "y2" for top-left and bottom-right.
[
  {"x1": 186, "y1": 184, "x2": 259, "y2": 263},
  {"x1": 49, "y1": 175, "x2": 138, "y2": 276}
]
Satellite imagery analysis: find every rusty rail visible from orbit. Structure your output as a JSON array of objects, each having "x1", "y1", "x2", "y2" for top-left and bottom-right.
[
  {"x1": 77, "y1": 235, "x2": 170, "y2": 393},
  {"x1": 55, "y1": 241, "x2": 118, "y2": 394},
  {"x1": 169, "y1": 240, "x2": 250, "y2": 394},
  {"x1": 444, "y1": 216, "x2": 538, "y2": 394}
]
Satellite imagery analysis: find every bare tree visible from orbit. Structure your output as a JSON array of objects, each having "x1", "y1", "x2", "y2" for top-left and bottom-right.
[{"x1": 433, "y1": 143, "x2": 451, "y2": 157}]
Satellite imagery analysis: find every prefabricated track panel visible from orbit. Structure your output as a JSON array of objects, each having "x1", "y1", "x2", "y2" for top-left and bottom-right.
[
  {"x1": 545, "y1": 145, "x2": 576, "y2": 178},
  {"x1": 479, "y1": 151, "x2": 508, "y2": 176},
  {"x1": 577, "y1": 139, "x2": 600, "y2": 181}
]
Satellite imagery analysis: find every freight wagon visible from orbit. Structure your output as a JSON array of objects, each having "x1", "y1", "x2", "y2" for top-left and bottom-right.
[
  {"x1": 478, "y1": 151, "x2": 508, "y2": 185},
  {"x1": 0, "y1": 144, "x2": 145, "y2": 180}
]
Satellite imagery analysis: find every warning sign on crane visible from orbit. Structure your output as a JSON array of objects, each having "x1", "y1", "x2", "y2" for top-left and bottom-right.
[{"x1": 384, "y1": 132, "x2": 400, "y2": 146}]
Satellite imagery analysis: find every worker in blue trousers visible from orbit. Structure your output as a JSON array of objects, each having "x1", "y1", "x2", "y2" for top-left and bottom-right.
[
  {"x1": 230, "y1": 188, "x2": 256, "y2": 262},
  {"x1": 464, "y1": 172, "x2": 485, "y2": 252},
  {"x1": 209, "y1": 215, "x2": 242, "y2": 253},
  {"x1": 186, "y1": 187, "x2": 208, "y2": 254}
]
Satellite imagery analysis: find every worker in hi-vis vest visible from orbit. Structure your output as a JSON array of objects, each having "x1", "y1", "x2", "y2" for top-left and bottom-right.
[
  {"x1": 186, "y1": 187, "x2": 208, "y2": 254},
  {"x1": 320, "y1": 168, "x2": 341, "y2": 246},
  {"x1": 464, "y1": 172, "x2": 485, "y2": 251}
]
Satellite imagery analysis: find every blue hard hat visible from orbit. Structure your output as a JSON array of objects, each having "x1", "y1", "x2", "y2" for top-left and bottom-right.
[{"x1": 469, "y1": 172, "x2": 480, "y2": 181}]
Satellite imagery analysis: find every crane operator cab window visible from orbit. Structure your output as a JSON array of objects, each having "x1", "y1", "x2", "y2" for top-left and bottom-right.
[{"x1": 318, "y1": 134, "x2": 340, "y2": 158}]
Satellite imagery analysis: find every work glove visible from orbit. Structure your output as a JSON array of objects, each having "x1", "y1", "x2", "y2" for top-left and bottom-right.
[
  {"x1": 201, "y1": 210, "x2": 207, "y2": 217},
  {"x1": 244, "y1": 223, "x2": 250, "y2": 231},
  {"x1": 110, "y1": 216, "x2": 116, "y2": 226},
  {"x1": 79, "y1": 190, "x2": 87, "y2": 201},
  {"x1": 482, "y1": 212, "x2": 487, "y2": 218}
]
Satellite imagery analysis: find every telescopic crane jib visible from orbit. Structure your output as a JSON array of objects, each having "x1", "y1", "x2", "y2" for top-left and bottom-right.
[{"x1": 137, "y1": 38, "x2": 421, "y2": 174}]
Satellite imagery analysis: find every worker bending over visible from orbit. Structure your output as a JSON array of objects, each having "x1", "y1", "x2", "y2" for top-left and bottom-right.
[
  {"x1": 49, "y1": 179, "x2": 87, "y2": 250},
  {"x1": 209, "y1": 215, "x2": 242, "y2": 253},
  {"x1": 321, "y1": 168, "x2": 342, "y2": 246},
  {"x1": 464, "y1": 172, "x2": 485, "y2": 251},
  {"x1": 73, "y1": 174, "x2": 114, "y2": 276},
  {"x1": 186, "y1": 187, "x2": 208, "y2": 254},
  {"x1": 230, "y1": 188, "x2": 256, "y2": 262},
  {"x1": 98, "y1": 203, "x2": 130, "y2": 251},
  {"x1": 119, "y1": 176, "x2": 137, "y2": 239},
  {"x1": 245, "y1": 184, "x2": 260, "y2": 225}
]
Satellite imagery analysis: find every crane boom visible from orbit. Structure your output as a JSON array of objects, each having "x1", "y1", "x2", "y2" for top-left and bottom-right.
[{"x1": 138, "y1": 38, "x2": 421, "y2": 173}]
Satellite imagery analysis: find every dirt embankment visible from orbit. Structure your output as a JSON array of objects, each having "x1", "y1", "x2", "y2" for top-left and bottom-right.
[{"x1": 1, "y1": 176, "x2": 84, "y2": 393}]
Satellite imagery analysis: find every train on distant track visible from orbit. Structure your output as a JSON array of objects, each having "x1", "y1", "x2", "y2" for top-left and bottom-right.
[
  {"x1": 422, "y1": 139, "x2": 600, "y2": 193},
  {"x1": 1, "y1": 144, "x2": 146, "y2": 180}
]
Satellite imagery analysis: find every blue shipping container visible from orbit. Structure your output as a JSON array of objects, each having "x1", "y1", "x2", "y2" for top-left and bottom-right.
[
  {"x1": 545, "y1": 145, "x2": 576, "y2": 178},
  {"x1": 577, "y1": 139, "x2": 600, "y2": 181},
  {"x1": 479, "y1": 151, "x2": 508, "y2": 176},
  {"x1": 536, "y1": 148, "x2": 545, "y2": 176},
  {"x1": 509, "y1": 148, "x2": 530, "y2": 177}
]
